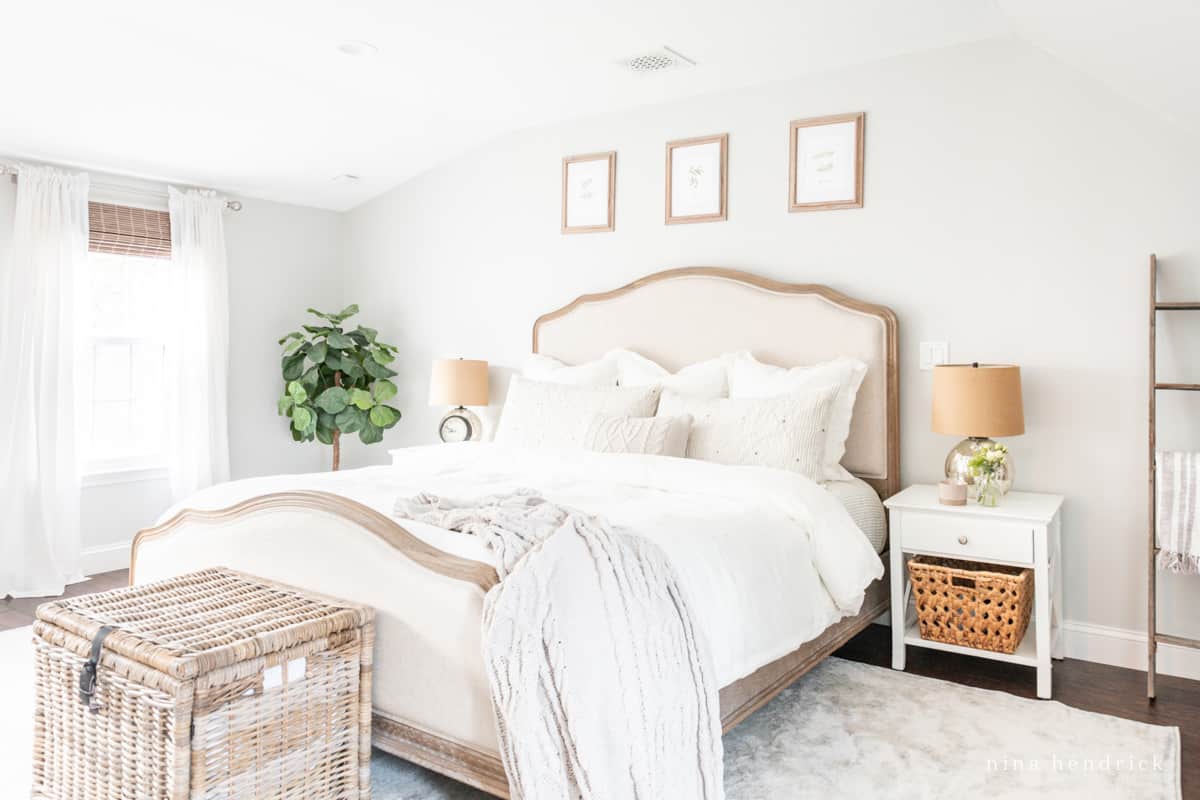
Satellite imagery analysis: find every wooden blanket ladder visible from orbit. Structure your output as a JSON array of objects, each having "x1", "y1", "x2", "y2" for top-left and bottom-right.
[{"x1": 1147, "y1": 252, "x2": 1200, "y2": 699}]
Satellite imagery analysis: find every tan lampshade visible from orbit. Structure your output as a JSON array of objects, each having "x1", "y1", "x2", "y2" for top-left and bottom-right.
[
  {"x1": 429, "y1": 358, "x2": 489, "y2": 406},
  {"x1": 931, "y1": 364, "x2": 1025, "y2": 437}
]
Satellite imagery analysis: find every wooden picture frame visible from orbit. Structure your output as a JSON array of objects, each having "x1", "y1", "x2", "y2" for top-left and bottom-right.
[
  {"x1": 561, "y1": 151, "x2": 616, "y2": 234},
  {"x1": 788, "y1": 112, "x2": 864, "y2": 212},
  {"x1": 665, "y1": 133, "x2": 728, "y2": 224}
]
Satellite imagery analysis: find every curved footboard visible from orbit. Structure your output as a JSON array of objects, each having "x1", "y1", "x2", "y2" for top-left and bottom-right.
[{"x1": 131, "y1": 491, "x2": 509, "y2": 794}]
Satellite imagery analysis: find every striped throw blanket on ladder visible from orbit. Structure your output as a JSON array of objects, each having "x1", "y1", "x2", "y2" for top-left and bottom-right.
[{"x1": 1156, "y1": 451, "x2": 1200, "y2": 575}]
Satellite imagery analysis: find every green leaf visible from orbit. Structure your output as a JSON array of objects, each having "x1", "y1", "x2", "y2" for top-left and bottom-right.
[
  {"x1": 363, "y1": 358, "x2": 397, "y2": 380},
  {"x1": 300, "y1": 367, "x2": 320, "y2": 394},
  {"x1": 358, "y1": 421, "x2": 384, "y2": 444},
  {"x1": 341, "y1": 359, "x2": 365, "y2": 381},
  {"x1": 287, "y1": 380, "x2": 307, "y2": 404},
  {"x1": 334, "y1": 406, "x2": 366, "y2": 433},
  {"x1": 327, "y1": 331, "x2": 354, "y2": 349},
  {"x1": 371, "y1": 348, "x2": 395, "y2": 365},
  {"x1": 334, "y1": 304, "x2": 359, "y2": 322},
  {"x1": 355, "y1": 325, "x2": 378, "y2": 343},
  {"x1": 314, "y1": 387, "x2": 349, "y2": 414},
  {"x1": 282, "y1": 337, "x2": 305, "y2": 355},
  {"x1": 277, "y1": 395, "x2": 294, "y2": 416},
  {"x1": 278, "y1": 331, "x2": 303, "y2": 345},
  {"x1": 315, "y1": 410, "x2": 336, "y2": 444},
  {"x1": 348, "y1": 331, "x2": 370, "y2": 347},
  {"x1": 282, "y1": 353, "x2": 306, "y2": 381},
  {"x1": 308, "y1": 341, "x2": 328, "y2": 364},
  {"x1": 303, "y1": 324, "x2": 333, "y2": 335},
  {"x1": 369, "y1": 404, "x2": 401, "y2": 428},
  {"x1": 291, "y1": 426, "x2": 304, "y2": 442},
  {"x1": 371, "y1": 379, "x2": 397, "y2": 403},
  {"x1": 349, "y1": 388, "x2": 373, "y2": 410},
  {"x1": 291, "y1": 405, "x2": 313, "y2": 432}
]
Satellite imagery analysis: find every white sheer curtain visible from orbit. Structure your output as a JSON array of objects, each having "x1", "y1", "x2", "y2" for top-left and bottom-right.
[
  {"x1": 0, "y1": 164, "x2": 89, "y2": 597},
  {"x1": 165, "y1": 187, "x2": 230, "y2": 501}
]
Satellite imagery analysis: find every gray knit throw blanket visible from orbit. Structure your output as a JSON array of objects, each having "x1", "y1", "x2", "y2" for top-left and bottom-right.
[{"x1": 394, "y1": 490, "x2": 724, "y2": 800}]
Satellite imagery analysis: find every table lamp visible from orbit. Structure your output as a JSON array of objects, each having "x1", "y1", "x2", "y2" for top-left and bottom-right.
[
  {"x1": 932, "y1": 363, "x2": 1024, "y2": 494},
  {"x1": 429, "y1": 358, "x2": 489, "y2": 442}
]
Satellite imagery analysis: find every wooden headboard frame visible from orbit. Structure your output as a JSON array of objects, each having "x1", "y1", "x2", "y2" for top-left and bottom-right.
[{"x1": 532, "y1": 267, "x2": 900, "y2": 499}]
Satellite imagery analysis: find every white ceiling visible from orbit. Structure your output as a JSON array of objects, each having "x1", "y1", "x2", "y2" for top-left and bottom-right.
[{"x1": 0, "y1": 1, "x2": 1193, "y2": 211}]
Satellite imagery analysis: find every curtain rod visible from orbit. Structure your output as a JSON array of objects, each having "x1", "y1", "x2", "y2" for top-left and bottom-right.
[{"x1": 0, "y1": 164, "x2": 243, "y2": 211}]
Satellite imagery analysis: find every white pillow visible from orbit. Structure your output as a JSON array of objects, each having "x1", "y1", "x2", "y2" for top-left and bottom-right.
[
  {"x1": 495, "y1": 375, "x2": 661, "y2": 450},
  {"x1": 728, "y1": 352, "x2": 867, "y2": 482},
  {"x1": 611, "y1": 349, "x2": 730, "y2": 399},
  {"x1": 582, "y1": 414, "x2": 692, "y2": 457},
  {"x1": 522, "y1": 352, "x2": 618, "y2": 387},
  {"x1": 657, "y1": 387, "x2": 838, "y2": 482}
]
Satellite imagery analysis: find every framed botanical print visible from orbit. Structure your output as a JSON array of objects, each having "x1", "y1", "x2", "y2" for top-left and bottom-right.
[
  {"x1": 665, "y1": 133, "x2": 728, "y2": 224},
  {"x1": 788, "y1": 112, "x2": 864, "y2": 212},
  {"x1": 561, "y1": 151, "x2": 616, "y2": 233}
]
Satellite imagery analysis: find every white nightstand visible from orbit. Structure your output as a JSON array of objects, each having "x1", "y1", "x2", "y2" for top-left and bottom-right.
[{"x1": 884, "y1": 485, "x2": 1064, "y2": 699}]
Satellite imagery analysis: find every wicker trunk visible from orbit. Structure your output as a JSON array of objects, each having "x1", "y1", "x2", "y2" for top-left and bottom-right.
[{"x1": 31, "y1": 567, "x2": 374, "y2": 800}]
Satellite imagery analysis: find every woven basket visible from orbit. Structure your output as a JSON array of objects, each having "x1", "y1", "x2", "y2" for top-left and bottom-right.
[
  {"x1": 908, "y1": 556, "x2": 1033, "y2": 654},
  {"x1": 31, "y1": 567, "x2": 374, "y2": 800}
]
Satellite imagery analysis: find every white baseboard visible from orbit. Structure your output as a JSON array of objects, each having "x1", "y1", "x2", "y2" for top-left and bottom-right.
[
  {"x1": 80, "y1": 542, "x2": 131, "y2": 576},
  {"x1": 1061, "y1": 620, "x2": 1200, "y2": 681}
]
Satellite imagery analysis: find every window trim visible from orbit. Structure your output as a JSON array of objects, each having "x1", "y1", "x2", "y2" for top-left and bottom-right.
[{"x1": 81, "y1": 462, "x2": 168, "y2": 486}]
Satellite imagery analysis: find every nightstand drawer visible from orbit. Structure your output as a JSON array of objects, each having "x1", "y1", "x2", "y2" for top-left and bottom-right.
[{"x1": 899, "y1": 511, "x2": 1033, "y2": 564}]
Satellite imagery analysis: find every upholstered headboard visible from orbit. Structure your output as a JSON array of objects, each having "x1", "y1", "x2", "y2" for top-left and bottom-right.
[{"x1": 532, "y1": 267, "x2": 899, "y2": 498}]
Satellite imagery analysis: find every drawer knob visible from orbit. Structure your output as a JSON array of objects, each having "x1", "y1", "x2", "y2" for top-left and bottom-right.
[{"x1": 957, "y1": 535, "x2": 969, "y2": 545}]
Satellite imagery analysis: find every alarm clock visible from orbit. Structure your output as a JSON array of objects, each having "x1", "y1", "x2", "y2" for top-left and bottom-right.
[{"x1": 438, "y1": 406, "x2": 482, "y2": 443}]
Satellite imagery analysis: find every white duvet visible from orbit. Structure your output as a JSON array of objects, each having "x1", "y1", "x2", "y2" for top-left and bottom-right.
[{"x1": 161, "y1": 442, "x2": 884, "y2": 688}]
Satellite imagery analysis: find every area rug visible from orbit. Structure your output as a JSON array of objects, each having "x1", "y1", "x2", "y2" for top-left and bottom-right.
[{"x1": 0, "y1": 625, "x2": 1180, "y2": 798}]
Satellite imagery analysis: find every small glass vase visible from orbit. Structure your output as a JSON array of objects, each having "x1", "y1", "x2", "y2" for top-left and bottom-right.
[{"x1": 976, "y1": 473, "x2": 1002, "y2": 507}]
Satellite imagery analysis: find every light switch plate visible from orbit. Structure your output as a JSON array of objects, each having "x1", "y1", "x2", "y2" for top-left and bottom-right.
[{"x1": 920, "y1": 341, "x2": 949, "y2": 371}]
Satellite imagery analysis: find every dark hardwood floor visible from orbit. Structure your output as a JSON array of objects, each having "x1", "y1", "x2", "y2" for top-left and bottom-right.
[
  {"x1": 1, "y1": 569, "x2": 129, "y2": 628},
  {"x1": 5, "y1": 571, "x2": 1196, "y2": 796}
]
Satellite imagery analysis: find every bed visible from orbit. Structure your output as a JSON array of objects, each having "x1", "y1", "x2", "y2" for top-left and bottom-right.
[{"x1": 130, "y1": 267, "x2": 899, "y2": 797}]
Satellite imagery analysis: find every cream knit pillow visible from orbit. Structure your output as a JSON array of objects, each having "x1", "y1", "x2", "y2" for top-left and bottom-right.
[
  {"x1": 582, "y1": 415, "x2": 692, "y2": 457},
  {"x1": 656, "y1": 386, "x2": 838, "y2": 481}
]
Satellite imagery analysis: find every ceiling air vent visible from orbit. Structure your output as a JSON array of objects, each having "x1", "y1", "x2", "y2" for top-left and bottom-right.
[{"x1": 621, "y1": 46, "x2": 696, "y2": 74}]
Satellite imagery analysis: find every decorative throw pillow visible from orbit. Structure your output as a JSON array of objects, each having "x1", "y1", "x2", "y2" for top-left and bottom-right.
[
  {"x1": 495, "y1": 376, "x2": 661, "y2": 450},
  {"x1": 727, "y1": 352, "x2": 867, "y2": 482},
  {"x1": 522, "y1": 352, "x2": 618, "y2": 387},
  {"x1": 656, "y1": 386, "x2": 839, "y2": 482},
  {"x1": 582, "y1": 414, "x2": 692, "y2": 457},
  {"x1": 610, "y1": 349, "x2": 731, "y2": 399}
]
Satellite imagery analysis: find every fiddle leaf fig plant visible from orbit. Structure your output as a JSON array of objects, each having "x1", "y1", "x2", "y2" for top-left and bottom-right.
[{"x1": 277, "y1": 305, "x2": 401, "y2": 470}]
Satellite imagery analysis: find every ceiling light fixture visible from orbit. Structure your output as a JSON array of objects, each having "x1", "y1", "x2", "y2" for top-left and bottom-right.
[{"x1": 337, "y1": 40, "x2": 378, "y2": 57}]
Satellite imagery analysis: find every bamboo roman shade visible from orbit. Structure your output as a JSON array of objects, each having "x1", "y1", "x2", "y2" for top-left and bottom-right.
[{"x1": 88, "y1": 201, "x2": 172, "y2": 258}]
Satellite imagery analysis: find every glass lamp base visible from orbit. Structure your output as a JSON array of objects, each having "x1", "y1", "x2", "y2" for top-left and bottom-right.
[{"x1": 944, "y1": 436, "x2": 1013, "y2": 497}]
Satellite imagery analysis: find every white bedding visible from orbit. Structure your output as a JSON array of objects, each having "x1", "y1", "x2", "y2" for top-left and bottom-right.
[{"x1": 160, "y1": 443, "x2": 884, "y2": 688}]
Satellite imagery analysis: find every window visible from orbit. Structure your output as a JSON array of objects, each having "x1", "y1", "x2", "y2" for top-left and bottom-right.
[{"x1": 81, "y1": 202, "x2": 172, "y2": 474}]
